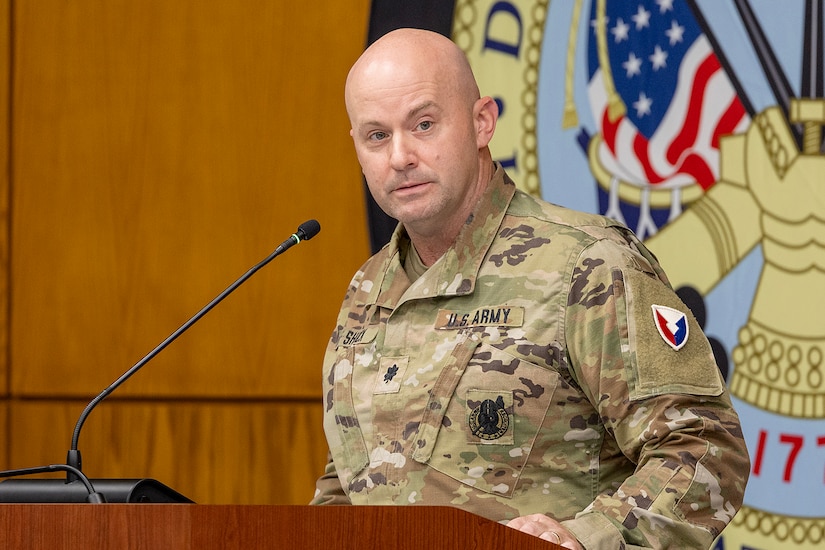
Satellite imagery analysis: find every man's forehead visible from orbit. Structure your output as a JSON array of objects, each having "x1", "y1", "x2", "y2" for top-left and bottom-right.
[
  {"x1": 350, "y1": 92, "x2": 445, "y2": 128},
  {"x1": 348, "y1": 52, "x2": 446, "y2": 99}
]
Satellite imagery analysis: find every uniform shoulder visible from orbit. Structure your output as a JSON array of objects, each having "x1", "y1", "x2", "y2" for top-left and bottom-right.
[
  {"x1": 504, "y1": 189, "x2": 666, "y2": 273},
  {"x1": 507, "y1": 188, "x2": 627, "y2": 239}
]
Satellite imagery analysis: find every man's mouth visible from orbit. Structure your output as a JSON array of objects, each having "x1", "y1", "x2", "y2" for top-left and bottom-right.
[{"x1": 395, "y1": 181, "x2": 430, "y2": 192}]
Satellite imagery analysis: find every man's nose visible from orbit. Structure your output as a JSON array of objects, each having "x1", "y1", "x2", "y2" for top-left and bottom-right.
[{"x1": 389, "y1": 134, "x2": 417, "y2": 170}]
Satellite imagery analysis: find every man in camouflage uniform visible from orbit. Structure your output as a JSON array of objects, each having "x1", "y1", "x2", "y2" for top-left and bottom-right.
[{"x1": 311, "y1": 28, "x2": 749, "y2": 549}]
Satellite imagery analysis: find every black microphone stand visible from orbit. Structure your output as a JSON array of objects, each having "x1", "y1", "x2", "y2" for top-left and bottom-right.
[
  {"x1": 67, "y1": 219, "x2": 320, "y2": 477},
  {"x1": 0, "y1": 220, "x2": 320, "y2": 503}
]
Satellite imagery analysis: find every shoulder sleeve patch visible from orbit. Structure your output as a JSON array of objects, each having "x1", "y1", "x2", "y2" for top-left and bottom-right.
[
  {"x1": 618, "y1": 267, "x2": 724, "y2": 401},
  {"x1": 651, "y1": 304, "x2": 689, "y2": 350}
]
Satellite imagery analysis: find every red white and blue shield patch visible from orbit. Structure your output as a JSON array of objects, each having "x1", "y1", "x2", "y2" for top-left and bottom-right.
[{"x1": 652, "y1": 304, "x2": 689, "y2": 351}]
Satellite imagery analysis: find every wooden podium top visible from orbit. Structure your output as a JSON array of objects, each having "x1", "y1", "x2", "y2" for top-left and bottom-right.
[{"x1": 0, "y1": 504, "x2": 560, "y2": 549}]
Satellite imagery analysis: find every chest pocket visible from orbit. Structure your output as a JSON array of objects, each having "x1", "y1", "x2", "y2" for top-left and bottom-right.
[{"x1": 412, "y1": 340, "x2": 558, "y2": 497}]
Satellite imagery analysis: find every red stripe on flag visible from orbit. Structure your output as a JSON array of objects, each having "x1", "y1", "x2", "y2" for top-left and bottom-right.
[
  {"x1": 713, "y1": 97, "x2": 746, "y2": 149},
  {"x1": 633, "y1": 132, "x2": 665, "y2": 184},
  {"x1": 679, "y1": 153, "x2": 716, "y2": 189},
  {"x1": 601, "y1": 109, "x2": 620, "y2": 153},
  {"x1": 666, "y1": 54, "x2": 720, "y2": 165}
]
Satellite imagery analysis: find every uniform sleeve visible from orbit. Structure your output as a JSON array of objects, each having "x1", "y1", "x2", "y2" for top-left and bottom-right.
[
  {"x1": 560, "y1": 236, "x2": 749, "y2": 549},
  {"x1": 309, "y1": 451, "x2": 352, "y2": 505}
]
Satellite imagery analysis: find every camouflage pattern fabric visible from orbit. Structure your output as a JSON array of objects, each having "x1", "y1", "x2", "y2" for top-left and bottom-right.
[{"x1": 311, "y1": 165, "x2": 749, "y2": 549}]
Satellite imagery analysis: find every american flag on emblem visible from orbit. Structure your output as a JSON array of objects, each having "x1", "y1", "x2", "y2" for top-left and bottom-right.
[{"x1": 585, "y1": 0, "x2": 749, "y2": 235}]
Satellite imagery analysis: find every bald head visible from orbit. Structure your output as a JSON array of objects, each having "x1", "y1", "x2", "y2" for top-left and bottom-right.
[
  {"x1": 345, "y1": 29, "x2": 481, "y2": 120},
  {"x1": 342, "y1": 28, "x2": 498, "y2": 263}
]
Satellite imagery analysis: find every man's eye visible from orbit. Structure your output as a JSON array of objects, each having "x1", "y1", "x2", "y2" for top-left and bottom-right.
[
  {"x1": 418, "y1": 121, "x2": 433, "y2": 131},
  {"x1": 369, "y1": 131, "x2": 388, "y2": 141}
]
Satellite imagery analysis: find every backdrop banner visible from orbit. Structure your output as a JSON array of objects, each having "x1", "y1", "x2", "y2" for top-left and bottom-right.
[{"x1": 367, "y1": 2, "x2": 825, "y2": 548}]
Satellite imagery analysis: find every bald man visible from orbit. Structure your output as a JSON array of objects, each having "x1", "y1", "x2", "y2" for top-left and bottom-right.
[{"x1": 312, "y1": 29, "x2": 749, "y2": 550}]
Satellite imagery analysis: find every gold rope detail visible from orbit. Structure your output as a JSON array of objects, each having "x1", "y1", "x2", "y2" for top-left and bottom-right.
[
  {"x1": 731, "y1": 503, "x2": 825, "y2": 546},
  {"x1": 451, "y1": 0, "x2": 477, "y2": 52},
  {"x1": 562, "y1": 0, "x2": 584, "y2": 129},
  {"x1": 521, "y1": 1, "x2": 550, "y2": 197},
  {"x1": 595, "y1": 0, "x2": 625, "y2": 122}
]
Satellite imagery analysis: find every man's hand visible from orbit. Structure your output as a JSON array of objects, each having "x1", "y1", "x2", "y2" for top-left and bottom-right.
[{"x1": 506, "y1": 514, "x2": 584, "y2": 549}]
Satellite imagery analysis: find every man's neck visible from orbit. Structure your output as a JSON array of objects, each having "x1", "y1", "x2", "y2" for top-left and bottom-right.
[
  {"x1": 408, "y1": 237, "x2": 452, "y2": 268},
  {"x1": 407, "y1": 159, "x2": 496, "y2": 267}
]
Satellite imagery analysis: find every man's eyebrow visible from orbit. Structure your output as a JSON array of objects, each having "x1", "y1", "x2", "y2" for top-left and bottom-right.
[
  {"x1": 355, "y1": 101, "x2": 440, "y2": 132},
  {"x1": 407, "y1": 101, "x2": 438, "y2": 119}
]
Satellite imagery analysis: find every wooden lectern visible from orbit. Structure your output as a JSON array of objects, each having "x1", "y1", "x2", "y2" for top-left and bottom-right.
[{"x1": 0, "y1": 504, "x2": 561, "y2": 549}]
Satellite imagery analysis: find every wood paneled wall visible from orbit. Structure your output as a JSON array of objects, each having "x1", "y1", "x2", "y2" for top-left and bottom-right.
[
  {"x1": 0, "y1": 0, "x2": 8, "y2": 407},
  {"x1": 2, "y1": 0, "x2": 371, "y2": 504}
]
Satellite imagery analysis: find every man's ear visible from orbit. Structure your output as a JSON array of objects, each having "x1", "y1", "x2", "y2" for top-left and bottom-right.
[{"x1": 474, "y1": 96, "x2": 498, "y2": 148}]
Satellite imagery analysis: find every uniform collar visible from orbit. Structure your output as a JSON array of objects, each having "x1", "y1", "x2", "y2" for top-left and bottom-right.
[{"x1": 370, "y1": 163, "x2": 517, "y2": 308}]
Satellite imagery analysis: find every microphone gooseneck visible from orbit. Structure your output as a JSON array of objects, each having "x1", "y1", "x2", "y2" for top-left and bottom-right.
[
  {"x1": 0, "y1": 464, "x2": 106, "y2": 503},
  {"x1": 65, "y1": 219, "x2": 321, "y2": 480}
]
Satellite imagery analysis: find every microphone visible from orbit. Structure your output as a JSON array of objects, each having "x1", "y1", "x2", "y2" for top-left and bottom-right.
[
  {"x1": 0, "y1": 219, "x2": 321, "y2": 503},
  {"x1": 275, "y1": 218, "x2": 321, "y2": 254}
]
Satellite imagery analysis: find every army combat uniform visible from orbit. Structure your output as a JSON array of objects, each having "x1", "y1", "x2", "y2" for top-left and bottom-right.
[{"x1": 312, "y1": 165, "x2": 749, "y2": 549}]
